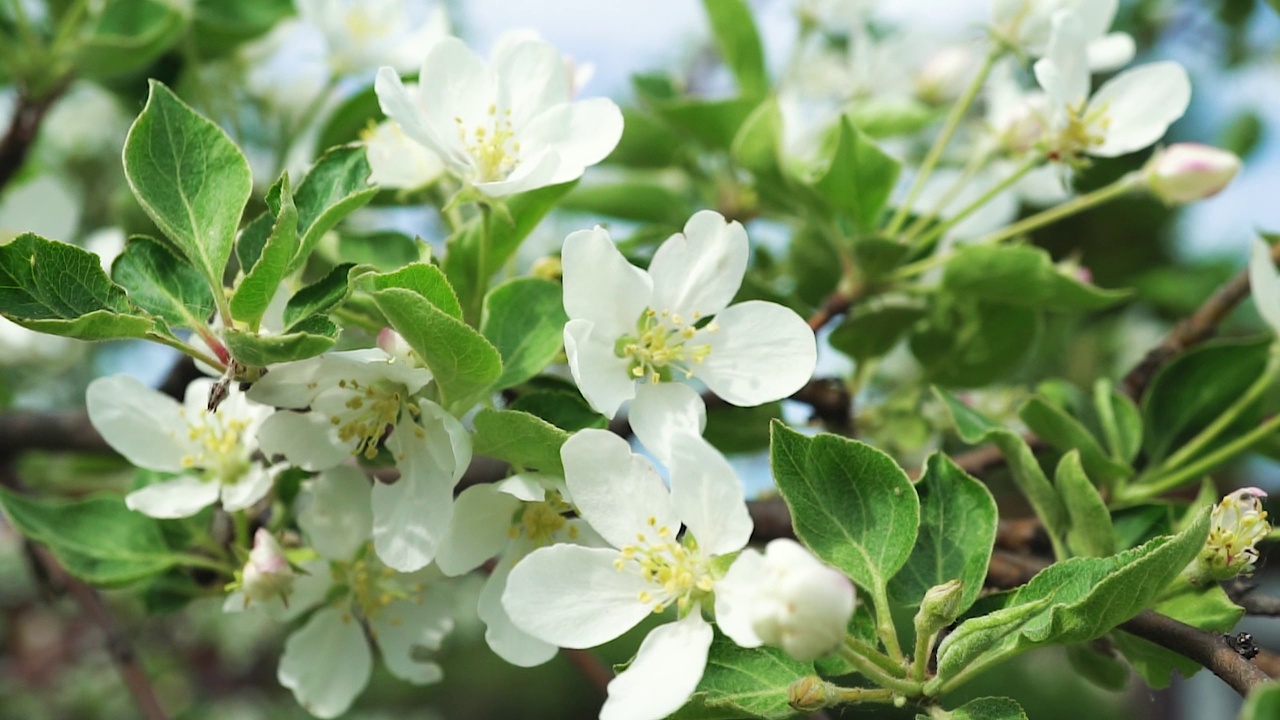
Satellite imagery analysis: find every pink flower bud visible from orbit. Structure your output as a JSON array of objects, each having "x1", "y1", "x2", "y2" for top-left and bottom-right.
[
  {"x1": 242, "y1": 529, "x2": 295, "y2": 606},
  {"x1": 1146, "y1": 143, "x2": 1241, "y2": 204}
]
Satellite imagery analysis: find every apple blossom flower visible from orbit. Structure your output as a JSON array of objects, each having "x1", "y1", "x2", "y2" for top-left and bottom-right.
[
  {"x1": 993, "y1": 0, "x2": 1135, "y2": 70},
  {"x1": 296, "y1": 0, "x2": 448, "y2": 76},
  {"x1": 1250, "y1": 239, "x2": 1280, "y2": 336},
  {"x1": 239, "y1": 529, "x2": 296, "y2": 608},
  {"x1": 1188, "y1": 488, "x2": 1271, "y2": 584},
  {"x1": 503, "y1": 428, "x2": 755, "y2": 720},
  {"x1": 434, "y1": 473, "x2": 600, "y2": 667},
  {"x1": 1145, "y1": 143, "x2": 1241, "y2": 205},
  {"x1": 364, "y1": 116, "x2": 446, "y2": 190},
  {"x1": 86, "y1": 376, "x2": 278, "y2": 518},
  {"x1": 1034, "y1": 10, "x2": 1190, "y2": 162},
  {"x1": 561, "y1": 210, "x2": 817, "y2": 429},
  {"x1": 716, "y1": 539, "x2": 856, "y2": 662},
  {"x1": 374, "y1": 35, "x2": 623, "y2": 197},
  {"x1": 247, "y1": 346, "x2": 471, "y2": 572},
  {"x1": 247, "y1": 467, "x2": 455, "y2": 719}
]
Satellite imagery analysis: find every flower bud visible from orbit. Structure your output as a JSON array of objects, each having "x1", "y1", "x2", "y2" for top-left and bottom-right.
[
  {"x1": 1145, "y1": 143, "x2": 1241, "y2": 204},
  {"x1": 748, "y1": 539, "x2": 856, "y2": 661},
  {"x1": 1195, "y1": 488, "x2": 1271, "y2": 583},
  {"x1": 919, "y1": 579, "x2": 964, "y2": 627},
  {"x1": 241, "y1": 529, "x2": 295, "y2": 606},
  {"x1": 788, "y1": 676, "x2": 834, "y2": 713},
  {"x1": 377, "y1": 328, "x2": 419, "y2": 366},
  {"x1": 915, "y1": 46, "x2": 975, "y2": 106}
]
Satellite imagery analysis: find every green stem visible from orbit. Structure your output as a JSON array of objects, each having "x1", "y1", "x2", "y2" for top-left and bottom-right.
[
  {"x1": 149, "y1": 333, "x2": 226, "y2": 374},
  {"x1": 1120, "y1": 414, "x2": 1280, "y2": 503},
  {"x1": 884, "y1": 47, "x2": 1001, "y2": 236},
  {"x1": 911, "y1": 630, "x2": 934, "y2": 682},
  {"x1": 909, "y1": 155, "x2": 1042, "y2": 249},
  {"x1": 968, "y1": 171, "x2": 1144, "y2": 247},
  {"x1": 870, "y1": 585, "x2": 904, "y2": 661},
  {"x1": 901, "y1": 148, "x2": 991, "y2": 242},
  {"x1": 831, "y1": 686, "x2": 897, "y2": 705},
  {"x1": 472, "y1": 203, "x2": 494, "y2": 323},
  {"x1": 179, "y1": 554, "x2": 236, "y2": 576},
  {"x1": 837, "y1": 644, "x2": 921, "y2": 696},
  {"x1": 1153, "y1": 348, "x2": 1280, "y2": 477},
  {"x1": 232, "y1": 511, "x2": 250, "y2": 550},
  {"x1": 845, "y1": 635, "x2": 907, "y2": 678}
]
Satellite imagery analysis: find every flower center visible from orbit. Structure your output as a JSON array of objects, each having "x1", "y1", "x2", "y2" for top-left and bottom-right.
[
  {"x1": 179, "y1": 407, "x2": 252, "y2": 483},
  {"x1": 617, "y1": 308, "x2": 718, "y2": 384},
  {"x1": 508, "y1": 491, "x2": 579, "y2": 546},
  {"x1": 614, "y1": 517, "x2": 715, "y2": 615},
  {"x1": 1205, "y1": 499, "x2": 1270, "y2": 571},
  {"x1": 336, "y1": 546, "x2": 426, "y2": 625},
  {"x1": 1049, "y1": 101, "x2": 1111, "y2": 159},
  {"x1": 456, "y1": 104, "x2": 520, "y2": 183},
  {"x1": 329, "y1": 378, "x2": 416, "y2": 459}
]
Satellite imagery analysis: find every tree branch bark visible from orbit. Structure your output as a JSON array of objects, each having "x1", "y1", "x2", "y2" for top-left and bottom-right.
[
  {"x1": 0, "y1": 84, "x2": 68, "y2": 193},
  {"x1": 1119, "y1": 610, "x2": 1274, "y2": 696}
]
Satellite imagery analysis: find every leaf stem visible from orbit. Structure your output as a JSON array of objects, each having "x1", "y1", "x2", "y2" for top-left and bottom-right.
[
  {"x1": 838, "y1": 642, "x2": 920, "y2": 696},
  {"x1": 831, "y1": 686, "x2": 897, "y2": 705},
  {"x1": 870, "y1": 585, "x2": 905, "y2": 661},
  {"x1": 473, "y1": 202, "x2": 494, "y2": 323},
  {"x1": 178, "y1": 553, "x2": 236, "y2": 576},
  {"x1": 1119, "y1": 413, "x2": 1280, "y2": 503},
  {"x1": 884, "y1": 47, "x2": 1001, "y2": 237},
  {"x1": 908, "y1": 155, "x2": 1042, "y2": 249},
  {"x1": 845, "y1": 634, "x2": 907, "y2": 678}
]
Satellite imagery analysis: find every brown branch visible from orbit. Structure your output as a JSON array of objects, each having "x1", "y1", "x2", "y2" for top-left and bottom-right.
[
  {"x1": 0, "y1": 410, "x2": 114, "y2": 460},
  {"x1": 1122, "y1": 239, "x2": 1280, "y2": 400},
  {"x1": 1224, "y1": 580, "x2": 1280, "y2": 616},
  {"x1": 563, "y1": 649, "x2": 612, "y2": 698},
  {"x1": 0, "y1": 83, "x2": 68, "y2": 193},
  {"x1": 1119, "y1": 611, "x2": 1273, "y2": 695}
]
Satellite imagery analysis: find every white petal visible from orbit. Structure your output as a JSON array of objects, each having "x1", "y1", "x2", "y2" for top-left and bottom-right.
[
  {"x1": 415, "y1": 38, "x2": 497, "y2": 167},
  {"x1": 435, "y1": 484, "x2": 521, "y2": 576},
  {"x1": 299, "y1": 466, "x2": 373, "y2": 561},
  {"x1": 86, "y1": 375, "x2": 193, "y2": 472},
  {"x1": 629, "y1": 382, "x2": 707, "y2": 469},
  {"x1": 519, "y1": 98, "x2": 623, "y2": 185},
  {"x1": 1251, "y1": 240, "x2": 1280, "y2": 336},
  {"x1": 714, "y1": 549, "x2": 766, "y2": 648},
  {"x1": 502, "y1": 544, "x2": 653, "y2": 648},
  {"x1": 219, "y1": 463, "x2": 276, "y2": 512},
  {"x1": 1073, "y1": 0, "x2": 1120, "y2": 44},
  {"x1": 371, "y1": 416, "x2": 458, "y2": 571},
  {"x1": 371, "y1": 592, "x2": 454, "y2": 685},
  {"x1": 1088, "y1": 61, "x2": 1191, "y2": 157},
  {"x1": 278, "y1": 606, "x2": 372, "y2": 719},
  {"x1": 699, "y1": 301, "x2": 817, "y2": 406},
  {"x1": 599, "y1": 612, "x2": 713, "y2": 720},
  {"x1": 257, "y1": 410, "x2": 353, "y2": 470},
  {"x1": 478, "y1": 559, "x2": 558, "y2": 667},
  {"x1": 668, "y1": 434, "x2": 752, "y2": 557},
  {"x1": 244, "y1": 356, "x2": 326, "y2": 409},
  {"x1": 648, "y1": 210, "x2": 749, "y2": 317},
  {"x1": 561, "y1": 430, "x2": 678, "y2": 550},
  {"x1": 496, "y1": 38, "x2": 572, "y2": 127},
  {"x1": 365, "y1": 120, "x2": 445, "y2": 190},
  {"x1": 564, "y1": 319, "x2": 637, "y2": 419},
  {"x1": 1086, "y1": 32, "x2": 1135, "y2": 72},
  {"x1": 1033, "y1": 11, "x2": 1090, "y2": 111},
  {"x1": 471, "y1": 149, "x2": 561, "y2": 197},
  {"x1": 561, "y1": 226, "x2": 653, "y2": 333},
  {"x1": 125, "y1": 475, "x2": 220, "y2": 519},
  {"x1": 495, "y1": 473, "x2": 550, "y2": 503}
]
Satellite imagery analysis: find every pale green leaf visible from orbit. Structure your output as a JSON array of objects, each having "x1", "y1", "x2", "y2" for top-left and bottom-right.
[
  {"x1": 1055, "y1": 451, "x2": 1115, "y2": 558},
  {"x1": 283, "y1": 263, "x2": 357, "y2": 327},
  {"x1": 231, "y1": 174, "x2": 299, "y2": 329},
  {"x1": 222, "y1": 316, "x2": 338, "y2": 367},
  {"x1": 700, "y1": 0, "x2": 768, "y2": 99},
  {"x1": 813, "y1": 117, "x2": 901, "y2": 232},
  {"x1": 481, "y1": 277, "x2": 567, "y2": 390},
  {"x1": 943, "y1": 245, "x2": 1130, "y2": 312},
  {"x1": 370, "y1": 263, "x2": 462, "y2": 319},
  {"x1": 290, "y1": 146, "x2": 378, "y2": 273},
  {"x1": 1020, "y1": 395, "x2": 1130, "y2": 485},
  {"x1": 472, "y1": 408, "x2": 569, "y2": 475}
]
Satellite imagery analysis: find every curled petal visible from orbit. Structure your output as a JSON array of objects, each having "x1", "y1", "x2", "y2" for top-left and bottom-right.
[
  {"x1": 478, "y1": 559, "x2": 558, "y2": 667},
  {"x1": 564, "y1": 319, "x2": 637, "y2": 419},
  {"x1": 371, "y1": 590, "x2": 454, "y2": 685}
]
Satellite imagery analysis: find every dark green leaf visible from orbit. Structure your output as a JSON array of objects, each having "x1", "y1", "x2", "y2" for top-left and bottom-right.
[
  {"x1": 291, "y1": 146, "x2": 378, "y2": 273},
  {"x1": 481, "y1": 278, "x2": 567, "y2": 390},
  {"x1": 222, "y1": 317, "x2": 339, "y2": 367},
  {"x1": 232, "y1": 174, "x2": 299, "y2": 329},
  {"x1": 76, "y1": 0, "x2": 187, "y2": 80},
  {"x1": 562, "y1": 181, "x2": 692, "y2": 225},
  {"x1": 1093, "y1": 378, "x2": 1143, "y2": 464},
  {"x1": 704, "y1": 401, "x2": 781, "y2": 454},
  {"x1": 336, "y1": 231, "x2": 423, "y2": 271},
  {"x1": 192, "y1": 0, "x2": 292, "y2": 57},
  {"x1": 911, "y1": 299, "x2": 1040, "y2": 388},
  {"x1": 943, "y1": 245, "x2": 1130, "y2": 312},
  {"x1": 1055, "y1": 451, "x2": 1115, "y2": 558},
  {"x1": 1019, "y1": 396, "x2": 1130, "y2": 486},
  {"x1": 317, "y1": 84, "x2": 382, "y2": 151},
  {"x1": 112, "y1": 236, "x2": 215, "y2": 330},
  {"x1": 671, "y1": 631, "x2": 813, "y2": 720},
  {"x1": 730, "y1": 96, "x2": 782, "y2": 176},
  {"x1": 700, "y1": 0, "x2": 768, "y2": 99},
  {"x1": 829, "y1": 299, "x2": 925, "y2": 362},
  {"x1": 472, "y1": 409, "x2": 568, "y2": 475},
  {"x1": 507, "y1": 390, "x2": 608, "y2": 432},
  {"x1": 1065, "y1": 643, "x2": 1130, "y2": 692},
  {"x1": 813, "y1": 118, "x2": 901, "y2": 232},
  {"x1": 283, "y1": 263, "x2": 357, "y2": 326},
  {"x1": 653, "y1": 97, "x2": 758, "y2": 150}
]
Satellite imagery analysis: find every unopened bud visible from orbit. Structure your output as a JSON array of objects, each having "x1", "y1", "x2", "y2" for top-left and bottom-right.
[
  {"x1": 531, "y1": 256, "x2": 563, "y2": 281},
  {"x1": 241, "y1": 529, "x2": 295, "y2": 606},
  {"x1": 748, "y1": 539, "x2": 856, "y2": 661},
  {"x1": 377, "y1": 328, "x2": 418, "y2": 366},
  {"x1": 919, "y1": 579, "x2": 964, "y2": 627},
  {"x1": 915, "y1": 46, "x2": 975, "y2": 105},
  {"x1": 1193, "y1": 488, "x2": 1271, "y2": 583},
  {"x1": 788, "y1": 676, "x2": 834, "y2": 713},
  {"x1": 1145, "y1": 143, "x2": 1241, "y2": 204}
]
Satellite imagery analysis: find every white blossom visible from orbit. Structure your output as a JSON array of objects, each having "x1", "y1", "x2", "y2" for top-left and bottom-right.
[
  {"x1": 1195, "y1": 488, "x2": 1271, "y2": 582},
  {"x1": 374, "y1": 35, "x2": 622, "y2": 197},
  {"x1": 1145, "y1": 143, "x2": 1241, "y2": 205},
  {"x1": 993, "y1": 0, "x2": 1134, "y2": 69},
  {"x1": 86, "y1": 376, "x2": 277, "y2": 518},
  {"x1": 240, "y1": 529, "x2": 296, "y2": 608},
  {"x1": 562, "y1": 210, "x2": 817, "y2": 428},
  {"x1": 1250, "y1": 239, "x2": 1280, "y2": 336}
]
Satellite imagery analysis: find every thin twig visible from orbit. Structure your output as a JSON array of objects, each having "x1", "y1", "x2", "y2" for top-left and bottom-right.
[
  {"x1": 0, "y1": 83, "x2": 69, "y2": 193},
  {"x1": 1119, "y1": 610, "x2": 1274, "y2": 695},
  {"x1": 563, "y1": 649, "x2": 612, "y2": 698},
  {"x1": 1224, "y1": 579, "x2": 1280, "y2": 617}
]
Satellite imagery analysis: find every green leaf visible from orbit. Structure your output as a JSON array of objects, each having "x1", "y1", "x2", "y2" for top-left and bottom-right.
[
  {"x1": 671, "y1": 631, "x2": 814, "y2": 720},
  {"x1": 911, "y1": 299, "x2": 1040, "y2": 388},
  {"x1": 0, "y1": 489, "x2": 184, "y2": 586},
  {"x1": 284, "y1": 263, "x2": 357, "y2": 327},
  {"x1": 235, "y1": 211, "x2": 274, "y2": 272},
  {"x1": 481, "y1": 278, "x2": 568, "y2": 391},
  {"x1": 562, "y1": 181, "x2": 692, "y2": 225},
  {"x1": 605, "y1": 108, "x2": 685, "y2": 168},
  {"x1": 852, "y1": 236, "x2": 912, "y2": 280},
  {"x1": 507, "y1": 390, "x2": 607, "y2": 432},
  {"x1": 369, "y1": 263, "x2": 462, "y2": 320},
  {"x1": 231, "y1": 174, "x2": 299, "y2": 329},
  {"x1": 700, "y1": 0, "x2": 768, "y2": 99},
  {"x1": 770, "y1": 423, "x2": 920, "y2": 594},
  {"x1": 0, "y1": 233, "x2": 154, "y2": 339},
  {"x1": 813, "y1": 117, "x2": 901, "y2": 232},
  {"x1": 290, "y1": 146, "x2": 378, "y2": 273},
  {"x1": 1115, "y1": 582, "x2": 1243, "y2": 688},
  {"x1": 1141, "y1": 336, "x2": 1271, "y2": 463},
  {"x1": 123, "y1": 81, "x2": 252, "y2": 291},
  {"x1": 829, "y1": 299, "x2": 925, "y2": 362},
  {"x1": 1019, "y1": 395, "x2": 1130, "y2": 486},
  {"x1": 111, "y1": 235, "x2": 214, "y2": 330},
  {"x1": 888, "y1": 453, "x2": 996, "y2": 614},
  {"x1": 75, "y1": 0, "x2": 187, "y2": 80},
  {"x1": 316, "y1": 84, "x2": 382, "y2": 150},
  {"x1": 472, "y1": 409, "x2": 568, "y2": 475},
  {"x1": 336, "y1": 231, "x2": 423, "y2": 272},
  {"x1": 1093, "y1": 378, "x2": 1143, "y2": 464},
  {"x1": 653, "y1": 97, "x2": 758, "y2": 150},
  {"x1": 1065, "y1": 643, "x2": 1130, "y2": 692},
  {"x1": 221, "y1": 316, "x2": 339, "y2": 367},
  {"x1": 730, "y1": 96, "x2": 783, "y2": 176},
  {"x1": 933, "y1": 509, "x2": 1211, "y2": 686},
  {"x1": 943, "y1": 245, "x2": 1130, "y2": 312},
  {"x1": 1238, "y1": 681, "x2": 1280, "y2": 719},
  {"x1": 933, "y1": 388, "x2": 1069, "y2": 556},
  {"x1": 443, "y1": 181, "x2": 577, "y2": 317},
  {"x1": 704, "y1": 401, "x2": 781, "y2": 455},
  {"x1": 192, "y1": 0, "x2": 292, "y2": 57},
  {"x1": 372, "y1": 287, "x2": 502, "y2": 410},
  {"x1": 923, "y1": 697, "x2": 1028, "y2": 720},
  {"x1": 1055, "y1": 451, "x2": 1115, "y2": 558},
  {"x1": 788, "y1": 227, "x2": 840, "y2": 308}
]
